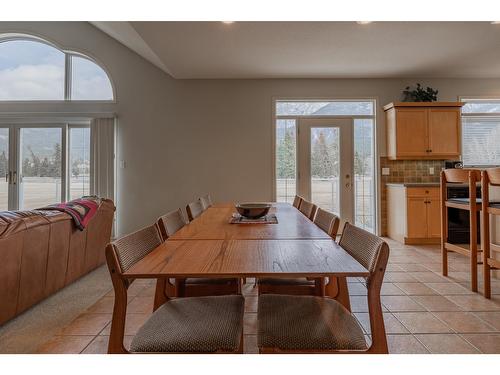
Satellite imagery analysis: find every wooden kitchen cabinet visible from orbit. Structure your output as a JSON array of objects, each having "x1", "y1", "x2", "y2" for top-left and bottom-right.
[
  {"x1": 387, "y1": 185, "x2": 441, "y2": 244},
  {"x1": 384, "y1": 102, "x2": 463, "y2": 160}
]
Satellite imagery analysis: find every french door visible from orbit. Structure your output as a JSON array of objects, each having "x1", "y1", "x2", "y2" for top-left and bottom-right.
[
  {"x1": 297, "y1": 118, "x2": 354, "y2": 228},
  {"x1": 1, "y1": 123, "x2": 90, "y2": 211}
]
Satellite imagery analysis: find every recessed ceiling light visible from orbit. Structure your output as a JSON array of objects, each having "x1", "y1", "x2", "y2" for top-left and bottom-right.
[
  {"x1": 356, "y1": 21, "x2": 373, "y2": 25},
  {"x1": 222, "y1": 21, "x2": 234, "y2": 24}
]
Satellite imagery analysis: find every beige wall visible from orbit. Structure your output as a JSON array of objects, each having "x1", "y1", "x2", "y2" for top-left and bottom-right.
[{"x1": 2, "y1": 22, "x2": 500, "y2": 236}]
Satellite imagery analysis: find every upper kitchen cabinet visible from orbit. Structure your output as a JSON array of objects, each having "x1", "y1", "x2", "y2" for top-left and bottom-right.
[{"x1": 384, "y1": 102, "x2": 463, "y2": 160}]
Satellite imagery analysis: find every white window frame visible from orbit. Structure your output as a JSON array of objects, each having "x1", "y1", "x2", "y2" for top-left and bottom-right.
[
  {"x1": 0, "y1": 34, "x2": 116, "y2": 103},
  {"x1": 0, "y1": 118, "x2": 96, "y2": 210},
  {"x1": 272, "y1": 97, "x2": 379, "y2": 234},
  {"x1": 459, "y1": 96, "x2": 500, "y2": 168}
]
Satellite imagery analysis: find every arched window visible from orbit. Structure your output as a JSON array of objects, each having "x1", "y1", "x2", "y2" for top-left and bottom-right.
[{"x1": 0, "y1": 35, "x2": 114, "y2": 101}]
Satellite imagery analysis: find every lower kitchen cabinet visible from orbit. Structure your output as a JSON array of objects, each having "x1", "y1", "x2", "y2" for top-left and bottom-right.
[{"x1": 387, "y1": 185, "x2": 441, "y2": 244}]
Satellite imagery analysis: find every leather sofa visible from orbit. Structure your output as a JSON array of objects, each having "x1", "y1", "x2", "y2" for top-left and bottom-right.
[{"x1": 0, "y1": 199, "x2": 115, "y2": 326}]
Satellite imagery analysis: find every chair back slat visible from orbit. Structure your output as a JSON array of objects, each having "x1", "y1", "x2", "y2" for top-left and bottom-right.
[
  {"x1": 200, "y1": 194, "x2": 213, "y2": 210},
  {"x1": 157, "y1": 209, "x2": 187, "y2": 241},
  {"x1": 298, "y1": 199, "x2": 317, "y2": 220},
  {"x1": 292, "y1": 195, "x2": 303, "y2": 209},
  {"x1": 443, "y1": 168, "x2": 481, "y2": 183},
  {"x1": 186, "y1": 200, "x2": 204, "y2": 221},
  {"x1": 313, "y1": 207, "x2": 340, "y2": 239},
  {"x1": 110, "y1": 224, "x2": 162, "y2": 273},
  {"x1": 339, "y1": 223, "x2": 388, "y2": 273},
  {"x1": 485, "y1": 167, "x2": 500, "y2": 186}
]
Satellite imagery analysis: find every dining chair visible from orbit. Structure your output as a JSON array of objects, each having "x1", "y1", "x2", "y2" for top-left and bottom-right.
[
  {"x1": 298, "y1": 198, "x2": 317, "y2": 220},
  {"x1": 156, "y1": 210, "x2": 241, "y2": 298},
  {"x1": 105, "y1": 224, "x2": 245, "y2": 354},
  {"x1": 257, "y1": 207, "x2": 340, "y2": 296},
  {"x1": 481, "y1": 168, "x2": 500, "y2": 298},
  {"x1": 186, "y1": 199, "x2": 204, "y2": 221},
  {"x1": 200, "y1": 194, "x2": 213, "y2": 210},
  {"x1": 313, "y1": 207, "x2": 340, "y2": 239},
  {"x1": 441, "y1": 168, "x2": 482, "y2": 292},
  {"x1": 257, "y1": 223, "x2": 389, "y2": 354},
  {"x1": 292, "y1": 195, "x2": 303, "y2": 209}
]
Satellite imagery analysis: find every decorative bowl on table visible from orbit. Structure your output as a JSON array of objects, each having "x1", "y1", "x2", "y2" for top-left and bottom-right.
[{"x1": 235, "y1": 203, "x2": 272, "y2": 219}]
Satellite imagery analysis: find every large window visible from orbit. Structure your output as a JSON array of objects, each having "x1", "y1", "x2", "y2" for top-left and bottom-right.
[
  {"x1": 461, "y1": 98, "x2": 500, "y2": 166},
  {"x1": 1, "y1": 124, "x2": 91, "y2": 210},
  {"x1": 0, "y1": 36, "x2": 114, "y2": 101}
]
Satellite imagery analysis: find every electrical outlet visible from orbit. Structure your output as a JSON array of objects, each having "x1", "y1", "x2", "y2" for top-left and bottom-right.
[
  {"x1": 382, "y1": 167, "x2": 390, "y2": 176},
  {"x1": 429, "y1": 167, "x2": 434, "y2": 175}
]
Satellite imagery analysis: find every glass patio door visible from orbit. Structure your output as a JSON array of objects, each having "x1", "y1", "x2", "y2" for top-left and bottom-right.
[
  {"x1": 298, "y1": 118, "x2": 354, "y2": 228},
  {"x1": 17, "y1": 126, "x2": 65, "y2": 209}
]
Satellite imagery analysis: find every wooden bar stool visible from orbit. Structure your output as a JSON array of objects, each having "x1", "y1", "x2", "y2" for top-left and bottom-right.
[
  {"x1": 440, "y1": 168, "x2": 482, "y2": 292},
  {"x1": 481, "y1": 168, "x2": 500, "y2": 299}
]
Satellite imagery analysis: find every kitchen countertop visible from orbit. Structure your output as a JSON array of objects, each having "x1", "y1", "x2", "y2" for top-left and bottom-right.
[{"x1": 386, "y1": 182, "x2": 440, "y2": 187}]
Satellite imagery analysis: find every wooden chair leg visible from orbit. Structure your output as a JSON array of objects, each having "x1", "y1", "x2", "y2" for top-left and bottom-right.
[
  {"x1": 108, "y1": 287, "x2": 128, "y2": 354},
  {"x1": 334, "y1": 276, "x2": 351, "y2": 312},
  {"x1": 154, "y1": 278, "x2": 169, "y2": 311},
  {"x1": 325, "y1": 276, "x2": 339, "y2": 298},
  {"x1": 483, "y1": 210, "x2": 491, "y2": 299},
  {"x1": 441, "y1": 201, "x2": 448, "y2": 276},
  {"x1": 470, "y1": 209, "x2": 478, "y2": 293}
]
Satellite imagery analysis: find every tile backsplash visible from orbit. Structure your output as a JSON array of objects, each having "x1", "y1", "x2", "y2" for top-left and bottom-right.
[{"x1": 380, "y1": 157, "x2": 445, "y2": 235}]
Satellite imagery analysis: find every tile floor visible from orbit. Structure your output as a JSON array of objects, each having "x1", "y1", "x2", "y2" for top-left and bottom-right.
[{"x1": 36, "y1": 239, "x2": 500, "y2": 354}]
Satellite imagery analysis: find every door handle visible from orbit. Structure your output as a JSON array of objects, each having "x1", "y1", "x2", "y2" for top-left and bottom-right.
[{"x1": 13, "y1": 171, "x2": 17, "y2": 185}]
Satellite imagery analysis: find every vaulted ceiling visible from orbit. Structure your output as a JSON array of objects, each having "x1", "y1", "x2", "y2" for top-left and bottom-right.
[{"x1": 92, "y1": 21, "x2": 500, "y2": 79}]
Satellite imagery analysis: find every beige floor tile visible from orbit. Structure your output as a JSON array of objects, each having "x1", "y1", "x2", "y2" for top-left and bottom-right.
[
  {"x1": 386, "y1": 264, "x2": 404, "y2": 272},
  {"x1": 244, "y1": 313, "x2": 257, "y2": 335},
  {"x1": 461, "y1": 334, "x2": 500, "y2": 354},
  {"x1": 445, "y1": 295, "x2": 500, "y2": 311},
  {"x1": 397, "y1": 264, "x2": 432, "y2": 272},
  {"x1": 60, "y1": 313, "x2": 112, "y2": 336},
  {"x1": 81, "y1": 335, "x2": 109, "y2": 354},
  {"x1": 382, "y1": 296, "x2": 426, "y2": 312},
  {"x1": 350, "y1": 296, "x2": 370, "y2": 312},
  {"x1": 412, "y1": 295, "x2": 464, "y2": 311},
  {"x1": 127, "y1": 296, "x2": 154, "y2": 314},
  {"x1": 127, "y1": 283, "x2": 147, "y2": 296},
  {"x1": 473, "y1": 312, "x2": 500, "y2": 330},
  {"x1": 384, "y1": 272, "x2": 419, "y2": 283},
  {"x1": 393, "y1": 312, "x2": 453, "y2": 334},
  {"x1": 242, "y1": 283, "x2": 258, "y2": 296},
  {"x1": 424, "y1": 282, "x2": 474, "y2": 295},
  {"x1": 136, "y1": 285, "x2": 156, "y2": 297},
  {"x1": 394, "y1": 282, "x2": 438, "y2": 296},
  {"x1": 420, "y1": 263, "x2": 443, "y2": 272},
  {"x1": 415, "y1": 334, "x2": 480, "y2": 353},
  {"x1": 433, "y1": 312, "x2": 497, "y2": 333},
  {"x1": 244, "y1": 335, "x2": 259, "y2": 354},
  {"x1": 381, "y1": 283, "x2": 405, "y2": 296},
  {"x1": 409, "y1": 272, "x2": 451, "y2": 283},
  {"x1": 36, "y1": 335, "x2": 94, "y2": 354},
  {"x1": 100, "y1": 313, "x2": 151, "y2": 336},
  {"x1": 354, "y1": 312, "x2": 409, "y2": 334},
  {"x1": 348, "y1": 282, "x2": 367, "y2": 295},
  {"x1": 245, "y1": 296, "x2": 258, "y2": 312},
  {"x1": 387, "y1": 335, "x2": 428, "y2": 354},
  {"x1": 86, "y1": 296, "x2": 115, "y2": 313}
]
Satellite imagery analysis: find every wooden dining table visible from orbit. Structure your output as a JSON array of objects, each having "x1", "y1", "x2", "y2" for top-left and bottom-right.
[{"x1": 124, "y1": 202, "x2": 369, "y2": 311}]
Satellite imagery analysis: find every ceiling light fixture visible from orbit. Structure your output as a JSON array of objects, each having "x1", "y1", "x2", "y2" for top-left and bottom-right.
[
  {"x1": 222, "y1": 21, "x2": 234, "y2": 24},
  {"x1": 356, "y1": 21, "x2": 373, "y2": 25}
]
